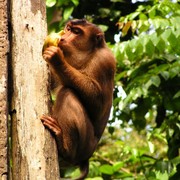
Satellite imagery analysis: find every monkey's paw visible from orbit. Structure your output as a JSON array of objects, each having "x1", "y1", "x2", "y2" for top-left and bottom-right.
[
  {"x1": 40, "y1": 115, "x2": 62, "y2": 136},
  {"x1": 42, "y1": 46, "x2": 64, "y2": 64}
]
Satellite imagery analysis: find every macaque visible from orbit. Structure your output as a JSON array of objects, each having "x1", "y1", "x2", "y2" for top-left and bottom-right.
[{"x1": 41, "y1": 19, "x2": 116, "y2": 179}]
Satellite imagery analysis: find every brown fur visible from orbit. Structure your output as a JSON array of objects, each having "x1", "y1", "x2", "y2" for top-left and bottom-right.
[{"x1": 41, "y1": 19, "x2": 116, "y2": 179}]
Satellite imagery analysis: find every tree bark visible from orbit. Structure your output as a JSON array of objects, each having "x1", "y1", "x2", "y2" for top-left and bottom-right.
[
  {"x1": 10, "y1": 0, "x2": 60, "y2": 179},
  {"x1": 0, "y1": 0, "x2": 9, "y2": 179}
]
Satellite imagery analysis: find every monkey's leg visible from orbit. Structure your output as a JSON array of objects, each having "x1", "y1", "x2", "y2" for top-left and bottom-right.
[
  {"x1": 40, "y1": 115, "x2": 62, "y2": 136},
  {"x1": 40, "y1": 115, "x2": 68, "y2": 162}
]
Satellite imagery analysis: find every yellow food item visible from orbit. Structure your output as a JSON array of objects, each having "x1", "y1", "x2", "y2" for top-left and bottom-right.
[{"x1": 42, "y1": 30, "x2": 64, "y2": 52}]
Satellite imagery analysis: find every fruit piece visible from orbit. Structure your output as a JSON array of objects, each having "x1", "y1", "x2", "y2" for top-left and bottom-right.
[{"x1": 42, "y1": 30, "x2": 64, "y2": 52}]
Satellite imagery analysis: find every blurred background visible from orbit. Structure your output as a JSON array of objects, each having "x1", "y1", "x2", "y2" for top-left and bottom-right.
[{"x1": 46, "y1": 0, "x2": 180, "y2": 179}]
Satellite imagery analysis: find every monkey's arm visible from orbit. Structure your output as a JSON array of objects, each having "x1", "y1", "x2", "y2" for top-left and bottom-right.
[{"x1": 43, "y1": 46, "x2": 103, "y2": 106}]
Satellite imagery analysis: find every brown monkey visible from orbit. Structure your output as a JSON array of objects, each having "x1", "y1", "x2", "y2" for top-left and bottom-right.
[{"x1": 41, "y1": 19, "x2": 116, "y2": 179}]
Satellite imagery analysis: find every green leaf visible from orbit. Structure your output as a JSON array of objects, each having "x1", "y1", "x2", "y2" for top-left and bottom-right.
[
  {"x1": 170, "y1": 16, "x2": 180, "y2": 30},
  {"x1": 131, "y1": 148, "x2": 138, "y2": 157},
  {"x1": 150, "y1": 75, "x2": 161, "y2": 87},
  {"x1": 150, "y1": 19, "x2": 169, "y2": 30},
  {"x1": 155, "y1": 171, "x2": 169, "y2": 180},
  {"x1": 113, "y1": 44, "x2": 126, "y2": 66},
  {"x1": 169, "y1": 66, "x2": 180, "y2": 78},
  {"x1": 167, "y1": 32, "x2": 177, "y2": 49},
  {"x1": 46, "y1": 0, "x2": 56, "y2": 7},
  {"x1": 161, "y1": 29, "x2": 171, "y2": 41},
  {"x1": 145, "y1": 39, "x2": 155, "y2": 57},
  {"x1": 150, "y1": 32, "x2": 159, "y2": 46},
  {"x1": 155, "y1": 160, "x2": 173, "y2": 174},
  {"x1": 156, "y1": 38, "x2": 166, "y2": 53},
  {"x1": 139, "y1": 13, "x2": 148, "y2": 20},
  {"x1": 160, "y1": 71, "x2": 169, "y2": 80},
  {"x1": 138, "y1": 20, "x2": 150, "y2": 34},
  {"x1": 141, "y1": 35, "x2": 149, "y2": 48},
  {"x1": 171, "y1": 156, "x2": 180, "y2": 166},
  {"x1": 46, "y1": 7, "x2": 55, "y2": 25},
  {"x1": 145, "y1": 73, "x2": 161, "y2": 89},
  {"x1": 148, "y1": 5, "x2": 157, "y2": 18},
  {"x1": 125, "y1": 44, "x2": 135, "y2": 61},
  {"x1": 56, "y1": 0, "x2": 67, "y2": 6},
  {"x1": 113, "y1": 162, "x2": 124, "y2": 172},
  {"x1": 148, "y1": 141, "x2": 155, "y2": 153},
  {"x1": 128, "y1": 12, "x2": 140, "y2": 20},
  {"x1": 134, "y1": 41, "x2": 144, "y2": 58},
  {"x1": 98, "y1": 24, "x2": 108, "y2": 32},
  {"x1": 86, "y1": 178, "x2": 103, "y2": 180},
  {"x1": 108, "y1": 126, "x2": 115, "y2": 134},
  {"x1": 63, "y1": 7, "x2": 74, "y2": 20},
  {"x1": 71, "y1": 0, "x2": 79, "y2": 6},
  {"x1": 99, "y1": 164, "x2": 114, "y2": 175},
  {"x1": 173, "y1": 91, "x2": 180, "y2": 99}
]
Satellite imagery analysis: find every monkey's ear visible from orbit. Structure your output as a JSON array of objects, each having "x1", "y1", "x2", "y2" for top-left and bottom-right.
[{"x1": 95, "y1": 33, "x2": 104, "y2": 47}]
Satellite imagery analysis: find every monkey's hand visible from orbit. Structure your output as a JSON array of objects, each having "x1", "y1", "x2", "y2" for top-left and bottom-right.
[
  {"x1": 42, "y1": 46, "x2": 64, "y2": 65},
  {"x1": 40, "y1": 115, "x2": 62, "y2": 136}
]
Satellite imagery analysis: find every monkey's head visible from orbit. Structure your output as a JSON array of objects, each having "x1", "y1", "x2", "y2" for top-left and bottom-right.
[{"x1": 58, "y1": 19, "x2": 106, "y2": 67}]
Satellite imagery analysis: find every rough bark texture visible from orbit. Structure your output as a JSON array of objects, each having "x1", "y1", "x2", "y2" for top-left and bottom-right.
[
  {"x1": 0, "y1": 0, "x2": 9, "y2": 179},
  {"x1": 11, "y1": 0, "x2": 60, "y2": 179}
]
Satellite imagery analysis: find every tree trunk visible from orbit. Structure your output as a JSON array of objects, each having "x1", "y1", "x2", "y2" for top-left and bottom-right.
[
  {"x1": 0, "y1": 0, "x2": 9, "y2": 179},
  {"x1": 10, "y1": 0, "x2": 60, "y2": 179}
]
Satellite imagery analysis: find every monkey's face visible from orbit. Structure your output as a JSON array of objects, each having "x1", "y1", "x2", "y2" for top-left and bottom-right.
[{"x1": 59, "y1": 19, "x2": 105, "y2": 58}]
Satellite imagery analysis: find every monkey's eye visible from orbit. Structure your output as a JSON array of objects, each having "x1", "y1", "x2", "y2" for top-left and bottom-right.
[
  {"x1": 72, "y1": 28, "x2": 81, "y2": 35},
  {"x1": 66, "y1": 26, "x2": 71, "y2": 32}
]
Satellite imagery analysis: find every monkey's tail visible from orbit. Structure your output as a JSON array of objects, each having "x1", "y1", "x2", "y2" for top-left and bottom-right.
[{"x1": 75, "y1": 160, "x2": 89, "y2": 180}]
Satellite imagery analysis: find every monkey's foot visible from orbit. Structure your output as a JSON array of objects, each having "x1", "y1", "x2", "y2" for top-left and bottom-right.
[{"x1": 40, "y1": 115, "x2": 62, "y2": 136}]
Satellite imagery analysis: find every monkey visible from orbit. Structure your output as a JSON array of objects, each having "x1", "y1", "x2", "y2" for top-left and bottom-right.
[{"x1": 41, "y1": 19, "x2": 116, "y2": 179}]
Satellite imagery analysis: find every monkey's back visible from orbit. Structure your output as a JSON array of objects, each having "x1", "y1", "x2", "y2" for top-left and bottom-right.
[{"x1": 53, "y1": 87, "x2": 98, "y2": 164}]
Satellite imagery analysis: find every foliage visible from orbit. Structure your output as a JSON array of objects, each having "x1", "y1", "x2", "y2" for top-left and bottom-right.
[
  {"x1": 45, "y1": 0, "x2": 180, "y2": 179},
  {"x1": 46, "y1": 0, "x2": 79, "y2": 32},
  {"x1": 111, "y1": 0, "x2": 180, "y2": 179},
  {"x1": 46, "y1": 0, "x2": 139, "y2": 42}
]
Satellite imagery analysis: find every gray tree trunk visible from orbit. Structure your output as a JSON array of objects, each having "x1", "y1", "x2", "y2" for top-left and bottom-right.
[
  {"x1": 0, "y1": 0, "x2": 9, "y2": 179},
  {"x1": 10, "y1": 0, "x2": 60, "y2": 179}
]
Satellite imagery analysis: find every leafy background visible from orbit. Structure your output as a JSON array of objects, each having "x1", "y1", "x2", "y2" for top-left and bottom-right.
[{"x1": 45, "y1": 0, "x2": 180, "y2": 179}]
